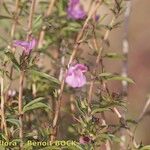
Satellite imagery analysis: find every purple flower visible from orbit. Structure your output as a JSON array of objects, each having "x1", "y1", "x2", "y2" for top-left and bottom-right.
[
  {"x1": 65, "y1": 63, "x2": 87, "y2": 88},
  {"x1": 67, "y1": 0, "x2": 86, "y2": 20},
  {"x1": 79, "y1": 136, "x2": 91, "y2": 144},
  {"x1": 13, "y1": 37, "x2": 37, "y2": 55}
]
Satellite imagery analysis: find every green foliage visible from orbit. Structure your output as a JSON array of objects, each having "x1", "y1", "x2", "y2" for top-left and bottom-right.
[
  {"x1": 4, "y1": 51, "x2": 20, "y2": 71},
  {"x1": 28, "y1": 69, "x2": 60, "y2": 85},
  {"x1": 139, "y1": 145, "x2": 150, "y2": 150},
  {"x1": 23, "y1": 97, "x2": 50, "y2": 113}
]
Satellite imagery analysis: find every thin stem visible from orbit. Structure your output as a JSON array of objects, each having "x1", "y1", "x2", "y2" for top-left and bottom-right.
[
  {"x1": 88, "y1": 16, "x2": 115, "y2": 112},
  {"x1": 11, "y1": 0, "x2": 20, "y2": 41},
  {"x1": 68, "y1": 0, "x2": 102, "y2": 65},
  {"x1": 18, "y1": 70, "x2": 25, "y2": 149},
  {"x1": 0, "y1": 76, "x2": 8, "y2": 138},
  {"x1": 27, "y1": 0, "x2": 36, "y2": 37},
  {"x1": 18, "y1": 1, "x2": 36, "y2": 148},
  {"x1": 38, "y1": 0, "x2": 56, "y2": 48},
  {"x1": 138, "y1": 96, "x2": 150, "y2": 122},
  {"x1": 51, "y1": 0, "x2": 102, "y2": 141}
]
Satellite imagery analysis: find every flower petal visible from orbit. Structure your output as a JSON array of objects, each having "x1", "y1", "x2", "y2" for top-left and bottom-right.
[{"x1": 65, "y1": 63, "x2": 87, "y2": 88}]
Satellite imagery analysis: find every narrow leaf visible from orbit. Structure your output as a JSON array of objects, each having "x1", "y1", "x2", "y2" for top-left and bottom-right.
[
  {"x1": 29, "y1": 69, "x2": 60, "y2": 84},
  {"x1": 6, "y1": 118, "x2": 20, "y2": 127},
  {"x1": 5, "y1": 52, "x2": 20, "y2": 71}
]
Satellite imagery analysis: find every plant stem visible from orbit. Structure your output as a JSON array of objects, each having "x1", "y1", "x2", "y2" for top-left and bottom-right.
[
  {"x1": 51, "y1": 0, "x2": 102, "y2": 141},
  {"x1": 138, "y1": 96, "x2": 150, "y2": 122},
  {"x1": 0, "y1": 76, "x2": 8, "y2": 138},
  {"x1": 27, "y1": 0, "x2": 36, "y2": 37},
  {"x1": 10, "y1": 0, "x2": 20, "y2": 41},
  {"x1": 88, "y1": 16, "x2": 115, "y2": 112},
  {"x1": 68, "y1": 0, "x2": 102, "y2": 65},
  {"x1": 38, "y1": 0, "x2": 56, "y2": 48},
  {"x1": 18, "y1": 1, "x2": 36, "y2": 148},
  {"x1": 18, "y1": 70, "x2": 25, "y2": 149},
  {"x1": 87, "y1": 17, "x2": 115, "y2": 150}
]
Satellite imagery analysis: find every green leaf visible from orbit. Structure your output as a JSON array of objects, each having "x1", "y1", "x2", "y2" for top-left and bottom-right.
[
  {"x1": 6, "y1": 118, "x2": 20, "y2": 127},
  {"x1": 28, "y1": 69, "x2": 60, "y2": 84},
  {"x1": 5, "y1": 52, "x2": 20, "y2": 71},
  {"x1": 23, "y1": 97, "x2": 50, "y2": 113},
  {"x1": 99, "y1": 72, "x2": 135, "y2": 84},
  {"x1": 107, "y1": 76, "x2": 135, "y2": 84},
  {"x1": 104, "y1": 52, "x2": 124, "y2": 59},
  {"x1": 23, "y1": 102, "x2": 50, "y2": 113},
  {"x1": 0, "y1": 15, "x2": 12, "y2": 20},
  {"x1": 24, "y1": 97, "x2": 44, "y2": 107},
  {"x1": 140, "y1": 145, "x2": 150, "y2": 150},
  {"x1": 33, "y1": 15, "x2": 42, "y2": 31}
]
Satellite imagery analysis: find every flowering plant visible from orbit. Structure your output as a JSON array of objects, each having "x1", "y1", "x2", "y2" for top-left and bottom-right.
[{"x1": 0, "y1": 0, "x2": 149, "y2": 150}]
